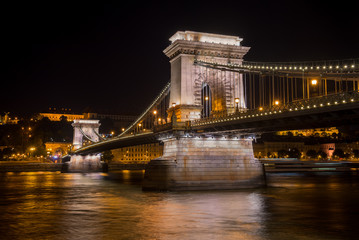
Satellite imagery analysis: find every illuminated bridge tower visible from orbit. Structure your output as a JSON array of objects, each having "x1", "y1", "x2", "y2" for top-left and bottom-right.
[
  {"x1": 68, "y1": 119, "x2": 102, "y2": 172},
  {"x1": 143, "y1": 31, "x2": 265, "y2": 190},
  {"x1": 72, "y1": 119, "x2": 101, "y2": 150},
  {"x1": 164, "y1": 31, "x2": 249, "y2": 120}
]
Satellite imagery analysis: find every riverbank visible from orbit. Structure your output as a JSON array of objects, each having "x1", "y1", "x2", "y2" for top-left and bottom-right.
[
  {"x1": 0, "y1": 161, "x2": 146, "y2": 172},
  {"x1": 0, "y1": 161, "x2": 62, "y2": 172}
]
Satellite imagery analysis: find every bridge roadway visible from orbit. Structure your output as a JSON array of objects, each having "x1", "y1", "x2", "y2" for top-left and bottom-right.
[{"x1": 73, "y1": 91, "x2": 359, "y2": 155}]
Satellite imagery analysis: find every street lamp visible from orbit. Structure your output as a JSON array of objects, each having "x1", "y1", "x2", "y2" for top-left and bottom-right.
[
  {"x1": 29, "y1": 147, "x2": 36, "y2": 157},
  {"x1": 274, "y1": 100, "x2": 280, "y2": 106},
  {"x1": 235, "y1": 98, "x2": 240, "y2": 113},
  {"x1": 310, "y1": 79, "x2": 319, "y2": 97},
  {"x1": 153, "y1": 110, "x2": 157, "y2": 125}
]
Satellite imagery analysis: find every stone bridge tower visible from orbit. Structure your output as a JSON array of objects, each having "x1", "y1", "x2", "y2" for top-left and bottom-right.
[
  {"x1": 163, "y1": 31, "x2": 250, "y2": 121},
  {"x1": 68, "y1": 119, "x2": 102, "y2": 173},
  {"x1": 72, "y1": 119, "x2": 101, "y2": 150},
  {"x1": 143, "y1": 31, "x2": 264, "y2": 191}
]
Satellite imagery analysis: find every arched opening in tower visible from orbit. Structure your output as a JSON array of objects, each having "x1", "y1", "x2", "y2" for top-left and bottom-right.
[{"x1": 201, "y1": 83, "x2": 212, "y2": 118}]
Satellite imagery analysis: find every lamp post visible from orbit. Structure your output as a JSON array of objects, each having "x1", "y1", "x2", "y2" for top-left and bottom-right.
[
  {"x1": 235, "y1": 98, "x2": 240, "y2": 113},
  {"x1": 29, "y1": 147, "x2": 35, "y2": 158},
  {"x1": 274, "y1": 100, "x2": 280, "y2": 107},
  {"x1": 153, "y1": 110, "x2": 157, "y2": 126},
  {"x1": 311, "y1": 79, "x2": 318, "y2": 97}
]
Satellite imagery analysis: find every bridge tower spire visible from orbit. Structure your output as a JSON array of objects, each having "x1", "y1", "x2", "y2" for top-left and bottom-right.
[{"x1": 163, "y1": 31, "x2": 250, "y2": 121}]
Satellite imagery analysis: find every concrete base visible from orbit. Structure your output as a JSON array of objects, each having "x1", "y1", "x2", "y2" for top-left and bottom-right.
[
  {"x1": 66, "y1": 154, "x2": 103, "y2": 173},
  {"x1": 143, "y1": 136, "x2": 265, "y2": 191}
]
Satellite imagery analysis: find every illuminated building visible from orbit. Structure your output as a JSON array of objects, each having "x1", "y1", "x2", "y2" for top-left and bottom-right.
[
  {"x1": 276, "y1": 127, "x2": 339, "y2": 137},
  {"x1": 45, "y1": 142, "x2": 72, "y2": 157},
  {"x1": 111, "y1": 143, "x2": 163, "y2": 163},
  {"x1": 0, "y1": 113, "x2": 19, "y2": 125},
  {"x1": 39, "y1": 108, "x2": 84, "y2": 121}
]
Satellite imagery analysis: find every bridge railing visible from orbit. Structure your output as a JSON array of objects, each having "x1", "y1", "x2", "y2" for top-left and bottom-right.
[
  {"x1": 242, "y1": 58, "x2": 358, "y2": 72},
  {"x1": 191, "y1": 90, "x2": 359, "y2": 127},
  {"x1": 153, "y1": 121, "x2": 189, "y2": 133},
  {"x1": 195, "y1": 58, "x2": 359, "y2": 73}
]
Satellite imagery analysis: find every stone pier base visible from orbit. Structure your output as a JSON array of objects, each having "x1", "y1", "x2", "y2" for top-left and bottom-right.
[
  {"x1": 66, "y1": 154, "x2": 103, "y2": 173},
  {"x1": 143, "y1": 136, "x2": 265, "y2": 191}
]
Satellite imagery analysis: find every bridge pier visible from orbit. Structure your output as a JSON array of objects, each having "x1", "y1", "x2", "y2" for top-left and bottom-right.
[
  {"x1": 65, "y1": 154, "x2": 103, "y2": 173},
  {"x1": 143, "y1": 134, "x2": 265, "y2": 191}
]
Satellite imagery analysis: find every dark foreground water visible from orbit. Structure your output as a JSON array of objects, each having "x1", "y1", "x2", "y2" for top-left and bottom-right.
[{"x1": 0, "y1": 171, "x2": 358, "y2": 240}]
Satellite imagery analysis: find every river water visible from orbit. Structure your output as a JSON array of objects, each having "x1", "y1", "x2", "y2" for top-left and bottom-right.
[{"x1": 0, "y1": 171, "x2": 358, "y2": 240}]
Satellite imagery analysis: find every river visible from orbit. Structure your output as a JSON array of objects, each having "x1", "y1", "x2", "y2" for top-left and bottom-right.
[{"x1": 0, "y1": 171, "x2": 358, "y2": 240}]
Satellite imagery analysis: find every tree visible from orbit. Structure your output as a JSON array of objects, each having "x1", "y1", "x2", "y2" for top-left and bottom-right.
[
  {"x1": 306, "y1": 149, "x2": 317, "y2": 159},
  {"x1": 353, "y1": 149, "x2": 359, "y2": 159},
  {"x1": 333, "y1": 148, "x2": 345, "y2": 159},
  {"x1": 278, "y1": 149, "x2": 287, "y2": 158},
  {"x1": 102, "y1": 150, "x2": 114, "y2": 163},
  {"x1": 288, "y1": 148, "x2": 301, "y2": 159},
  {"x1": 317, "y1": 150, "x2": 327, "y2": 160}
]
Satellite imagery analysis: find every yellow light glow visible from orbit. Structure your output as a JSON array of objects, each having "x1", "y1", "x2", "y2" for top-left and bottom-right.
[
  {"x1": 235, "y1": 98, "x2": 240, "y2": 103},
  {"x1": 311, "y1": 79, "x2": 318, "y2": 85},
  {"x1": 274, "y1": 100, "x2": 280, "y2": 105}
]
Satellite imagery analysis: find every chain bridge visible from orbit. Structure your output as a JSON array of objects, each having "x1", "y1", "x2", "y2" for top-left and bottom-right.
[{"x1": 69, "y1": 31, "x2": 359, "y2": 190}]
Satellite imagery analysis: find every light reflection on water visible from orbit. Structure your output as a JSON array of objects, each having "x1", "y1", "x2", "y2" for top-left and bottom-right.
[{"x1": 0, "y1": 171, "x2": 358, "y2": 240}]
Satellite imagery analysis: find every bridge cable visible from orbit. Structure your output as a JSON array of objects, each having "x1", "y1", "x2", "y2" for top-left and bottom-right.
[
  {"x1": 117, "y1": 82, "x2": 171, "y2": 138},
  {"x1": 78, "y1": 127, "x2": 98, "y2": 143}
]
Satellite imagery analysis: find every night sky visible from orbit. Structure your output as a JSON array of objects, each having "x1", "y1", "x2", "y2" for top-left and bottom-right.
[{"x1": 2, "y1": 1, "x2": 358, "y2": 117}]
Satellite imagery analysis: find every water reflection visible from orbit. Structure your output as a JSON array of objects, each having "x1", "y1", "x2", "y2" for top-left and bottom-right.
[{"x1": 0, "y1": 171, "x2": 358, "y2": 239}]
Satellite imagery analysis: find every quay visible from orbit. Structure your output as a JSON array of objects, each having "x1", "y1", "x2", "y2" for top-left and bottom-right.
[
  {"x1": 0, "y1": 162, "x2": 62, "y2": 172},
  {"x1": 260, "y1": 159, "x2": 359, "y2": 173}
]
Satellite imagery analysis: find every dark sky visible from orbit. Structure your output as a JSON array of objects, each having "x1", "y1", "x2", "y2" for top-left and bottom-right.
[{"x1": 2, "y1": 1, "x2": 358, "y2": 116}]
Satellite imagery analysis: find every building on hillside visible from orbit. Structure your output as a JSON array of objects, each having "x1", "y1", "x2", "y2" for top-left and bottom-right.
[
  {"x1": 276, "y1": 127, "x2": 339, "y2": 138},
  {"x1": 38, "y1": 108, "x2": 84, "y2": 121},
  {"x1": 0, "y1": 113, "x2": 19, "y2": 125},
  {"x1": 253, "y1": 141, "x2": 358, "y2": 160}
]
